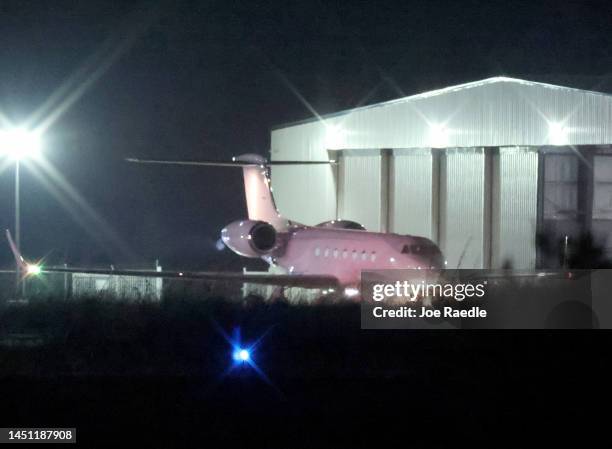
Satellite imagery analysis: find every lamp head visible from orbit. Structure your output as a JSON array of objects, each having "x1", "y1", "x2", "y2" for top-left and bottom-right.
[{"x1": 0, "y1": 128, "x2": 43, "y2": 161}]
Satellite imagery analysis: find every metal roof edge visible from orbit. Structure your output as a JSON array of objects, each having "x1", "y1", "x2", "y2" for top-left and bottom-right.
[{"x1": 271, "y1": 76, "x2": 612, "y2": 132}]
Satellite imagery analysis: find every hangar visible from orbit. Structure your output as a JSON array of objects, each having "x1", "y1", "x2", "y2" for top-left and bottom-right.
[{"x1": 270, "y1": 77, "x2": 612, "y2": 269}]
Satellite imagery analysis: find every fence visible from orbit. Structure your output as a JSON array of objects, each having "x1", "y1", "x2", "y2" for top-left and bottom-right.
[
  {"x1": 72, "y1": 272, "x2": 162, "y2": 300},
  {"x1": 241, "y1": 268, "x2": 322, "y2": 303},
  {"x1": 0, "y1": 265, "x2": 163, "y2": 302}
]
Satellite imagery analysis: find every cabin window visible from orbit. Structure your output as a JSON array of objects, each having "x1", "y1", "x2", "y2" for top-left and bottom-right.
[
  {"x1": 314, "y1": 247, "x2": 321, "y2": 257},
  {"x1": 371, "y1": 252, "x2": 377, "y2": 262},
  {"x1": 361, "y1": 251, "x2": 367, "y2": 261},
  {"x1": 342, "y1": 249, "x2": 348, "y2": 259},
  {"x1": 333, "y1": 248, "x2": 339, "y2": 258},
  {"x1": 324, "y1": 248, "x2": 330, "y2": 257},
  {"x1": 352, "y1": 250, "x2": 358, "y2": 260}
]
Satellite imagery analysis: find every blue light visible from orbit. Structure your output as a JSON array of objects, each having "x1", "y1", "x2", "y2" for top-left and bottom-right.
[{"x1": 233, "y1": 348, "x2": 250, "y2": 362}]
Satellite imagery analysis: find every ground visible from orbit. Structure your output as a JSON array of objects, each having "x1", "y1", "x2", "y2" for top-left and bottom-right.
[{"x1": 0, "y1": 297, "x2": 605, "y2": 447}]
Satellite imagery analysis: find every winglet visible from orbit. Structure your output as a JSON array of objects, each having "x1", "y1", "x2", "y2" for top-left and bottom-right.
[{"x1": 6, "y1": 229, "x2": 27, "y2": 269}]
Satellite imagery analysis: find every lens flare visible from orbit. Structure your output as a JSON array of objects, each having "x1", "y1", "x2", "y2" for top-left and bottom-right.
[
  {"x1": 344, "y1": 287, "x2": 360, "y2": 297},
  {"x1": 233, "y1": 348, "x2": 250, "y2": 362},
  {"x1": 0, "y1": 128, "x2": 42, "y2": 161},
  {"x1": 26, "y1": 264, "x2": 42, "y2": 276}
]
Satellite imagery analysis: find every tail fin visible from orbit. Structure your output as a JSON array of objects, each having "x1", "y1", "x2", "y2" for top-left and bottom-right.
[
  {"x1": 233, "y1": 154, "x2": 288, "y2": 230},
  {"x1": 126, "y1": 154, "x2": 336, "y2": 230}
]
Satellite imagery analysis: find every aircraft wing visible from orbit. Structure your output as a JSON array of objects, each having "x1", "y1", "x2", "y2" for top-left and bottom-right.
[
  {"x1": 33, "y1": 267, "x2": 339, "y2": 288},
  {"x1": 5, "y1": 230, "x2": 339, "y2": 289},
  {"x1": 460, "y1": 269, "x2": 589, "y2": 280}
]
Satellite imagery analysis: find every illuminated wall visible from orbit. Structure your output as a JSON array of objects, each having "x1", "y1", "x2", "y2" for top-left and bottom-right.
[
  {"x1": 389, "y1": 148, "x2": 438, "y2": 240},
  {"x1": 271, "y1": 77, "x2": 612, "y2": 268},
  {"x1": 336, "y1": 151, "x2": 386, "y2": 231}
]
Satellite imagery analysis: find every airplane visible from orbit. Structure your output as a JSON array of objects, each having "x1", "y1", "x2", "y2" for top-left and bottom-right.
[{"x1": 6, "y1": 153, "x2": 444, "y2": 298}]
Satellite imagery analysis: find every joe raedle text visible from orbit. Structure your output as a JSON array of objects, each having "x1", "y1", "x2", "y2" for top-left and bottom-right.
[{"x1": 372, "y1": 305, "x2": 487, "y2": 319}]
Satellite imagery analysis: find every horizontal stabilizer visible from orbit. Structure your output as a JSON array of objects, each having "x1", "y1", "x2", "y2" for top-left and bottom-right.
[{"x1": 126, "y1": 158, "x2": 336, "y2": 167}]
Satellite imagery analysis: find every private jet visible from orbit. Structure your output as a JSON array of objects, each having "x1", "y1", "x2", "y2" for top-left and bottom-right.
[{"x1": 7, "y1": 153, "x2": 444, "y2": 297}]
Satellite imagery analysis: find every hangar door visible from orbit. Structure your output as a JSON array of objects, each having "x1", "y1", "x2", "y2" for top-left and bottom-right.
[
  {"x1": 539, "y1": 147, "x2": 612, "y2": 267},
  {"x1": 593, "y1": 153, "x2": 612, "y2": 259},
  {"x1": 491, "y1": 147, "x2": 539, "y2": 269},
  {"x1": 389, "y1": 149, "x2": 438, "y2": 240},
  {"x1": 337, "y1": 150, "x2": 387, "y2": 232},
  {"x1": 438, "y1": 148, "x2": 489, "y2": 269}
]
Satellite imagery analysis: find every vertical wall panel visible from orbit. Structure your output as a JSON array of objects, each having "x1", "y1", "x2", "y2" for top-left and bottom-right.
[
  {"x1": 270, "y1": 122, "x2": 337, "y2": 224},
  {"x1": 491, "y1": 147, "x2": 539, "y2": 268},
  {"x1": 439, "y1": 148, "x2": 488, "y2": 268},
  {"x1": 389, "y1": 149, "x2": 438, "y2": 240},
  {"x1": 337, "y1": 151, "x2": 384, "y2": 231}
]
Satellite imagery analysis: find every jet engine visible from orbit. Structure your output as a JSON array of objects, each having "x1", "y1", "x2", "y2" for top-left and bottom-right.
[{"x1": 221, "y1": 220, "x2": 278, "y2": 257}]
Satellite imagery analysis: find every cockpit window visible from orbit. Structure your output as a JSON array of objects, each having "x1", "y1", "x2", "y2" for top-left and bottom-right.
[{"x1": 401, "y1": 245, "x2": 411, "y2": 254}]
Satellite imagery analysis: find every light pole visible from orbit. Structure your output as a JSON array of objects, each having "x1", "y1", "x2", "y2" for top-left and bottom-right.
[
  {"x1": 15, "y1": 159, "x2": 21, "y2": 296},
  {"x1": 0, "y1": 128, "x2": 42, "y2": 298}
]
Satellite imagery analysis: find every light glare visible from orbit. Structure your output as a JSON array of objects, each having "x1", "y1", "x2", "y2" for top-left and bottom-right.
[
  {"x1": 233, "y1": 348, "x2": 250, "y2": 362},
  {"x1": 325, "y1": 124, "x2": 346, "y2": 149},
  {"x1": 26, "y1": 264, "x2": 42, "y2": 275},
  {"x1": 344, "y1": 287, "x2": 360, "y2": 297},
  {"x1": 429, "y1": 123, "x2": 449, "y2": 148},
  {"x1": 215, "y1": 238, "x2": 226, "y2": 251},
  {"x1": 548, "y1": 121, "x2": 568, "y2": 145},
  {"x1": 0, "y1": 128, "x2": 43, "y2": 160}
]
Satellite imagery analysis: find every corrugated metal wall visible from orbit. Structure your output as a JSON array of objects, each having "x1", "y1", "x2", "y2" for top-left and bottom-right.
[
  {"x1": 439, "y1": 148, "x2": 489, "y2": 268},
  {"x1": 389, "y1": 148, "x2": 438, "y2": 240},
  {"x1": 491, "y1": 147, "x2": 539, "y2": 268},
  {"x1": 337, "y1": 151, "x2": 385, "y2": 231},
  {"x1": 270, "y1": 122, "x2": 337, "y2": 224},
  {"x1": 271, "y1": 78, "x2": 612, "y2": 153}
]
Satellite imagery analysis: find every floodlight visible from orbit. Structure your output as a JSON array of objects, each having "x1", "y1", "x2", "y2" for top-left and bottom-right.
[
  {"x1": 0, "y1": 128, "x2": 42, "y2": 160},
  {"x1": 325, "y1": 125, "x2": 346, "y2": 149},
  {"x1": 26, "y1": 264, "x2": 42, "y2": 276},
  {"x1": 548, "y1": 121, "x2": 568, "y2": 145},
  {"x1": 429, "y1": 123, "x2": 449, "y2": 148}
]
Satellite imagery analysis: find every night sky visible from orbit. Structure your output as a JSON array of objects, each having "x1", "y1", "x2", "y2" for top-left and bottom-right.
[{"x1": 0, "y1": 0, "x2": 611, "y2": 269}]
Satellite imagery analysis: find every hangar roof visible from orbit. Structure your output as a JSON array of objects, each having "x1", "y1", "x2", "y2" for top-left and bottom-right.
[{"x1": 271, "y1": 77, "x2": 612, "y2": 148}]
